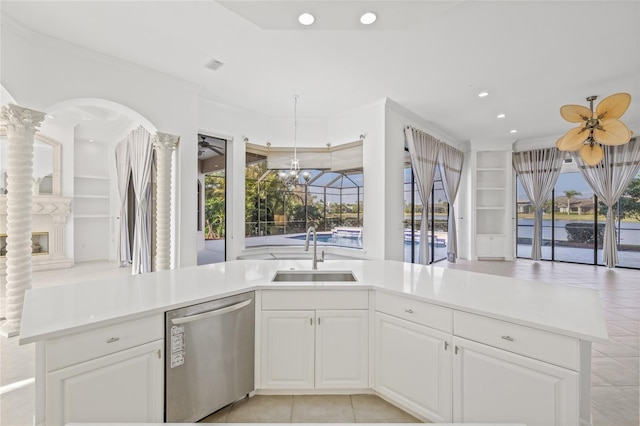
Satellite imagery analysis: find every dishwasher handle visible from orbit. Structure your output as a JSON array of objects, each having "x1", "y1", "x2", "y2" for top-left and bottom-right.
[{"x1": 171, "y1": 299, "x2": 252, "y2": 325}]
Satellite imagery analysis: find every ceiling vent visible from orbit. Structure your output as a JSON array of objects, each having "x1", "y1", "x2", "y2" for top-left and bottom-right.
[{"x1": 205, "y1": 59, "x2": 224, "y2": 71}]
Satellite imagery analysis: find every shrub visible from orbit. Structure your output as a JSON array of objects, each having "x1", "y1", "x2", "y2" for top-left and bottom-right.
[{"x1": 565, "y1": 222, "x2": 605, "y2": 244}]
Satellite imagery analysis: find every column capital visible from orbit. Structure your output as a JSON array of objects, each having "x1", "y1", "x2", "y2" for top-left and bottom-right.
[
  {"x1": 152, "y1": 132, "x2": 180, "y2": 152},
  {"x1": 0, "y1": 103, "x2": 46, "y2": 133}
]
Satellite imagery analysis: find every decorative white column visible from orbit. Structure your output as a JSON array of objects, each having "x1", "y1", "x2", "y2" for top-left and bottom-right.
[
  {"x1": 152, "y1": 132, "x2": 179, "y2": 271},
  {"x1": 0, "y1": 104, "x2": 45, "y2": 337}
]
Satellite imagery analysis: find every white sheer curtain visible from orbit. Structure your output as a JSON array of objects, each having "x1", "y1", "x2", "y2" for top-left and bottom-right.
[
  {"x1": 438, "y1": 143, "x2": 464, "y2": 262},
  {"x1": 404, "y1": 126, "x2": 441, "y2": 265},
  {"x1": 129, "y1": 126, "x2": 155, "y2": 274},
  {"x1": 115, "y1": 139, "x2": 131, "y2": 267},
  {"x1": 571, "y1": 138, "x2": 640, "y2": 267},
  {"x1": 512, "y1": 148, "x2": 564, "y2": 261}
]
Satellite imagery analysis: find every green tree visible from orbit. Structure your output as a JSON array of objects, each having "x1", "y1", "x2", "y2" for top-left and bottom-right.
[
  {"x1": 563, "y1": 189, "x2": 582, "y2": 215},
  {"x1": 598, "y1": 177, "x2": 640, "y2": 221},
  {"x1": 204, "y1": 173, "x2": 225, "y2": 239}
]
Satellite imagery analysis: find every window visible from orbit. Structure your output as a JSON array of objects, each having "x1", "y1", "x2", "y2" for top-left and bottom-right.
[
  {"x1": 403, "y1": 161, "x2": 448, "y2": 264},
  {"x1": 245, "y1": 153, "x2": 363, "y2": 249},
  {"x1": 516, "y1": 162, "x2": 640, "y2": 268}
]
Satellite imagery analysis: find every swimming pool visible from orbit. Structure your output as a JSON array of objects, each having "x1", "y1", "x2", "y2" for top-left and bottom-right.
[{"x1": 288, "y1": 233, "x2": 363, "y2": 249}]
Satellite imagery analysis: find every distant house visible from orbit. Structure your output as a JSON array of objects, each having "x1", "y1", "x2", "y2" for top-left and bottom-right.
[
  {"x1": 517, "y1": 199, "x2": 533, "y2": 214},
  {"x1": 556, "y1": 196, "x2": 595, "y2": 215}
]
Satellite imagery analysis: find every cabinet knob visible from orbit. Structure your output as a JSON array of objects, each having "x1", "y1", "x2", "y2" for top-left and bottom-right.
[
  {"x1": 501, "y1": 335, "x2": 514, "y2": 342},
  {"x1": 106, "y1": 337, "x2": 120, "y2": 344},
  {"x1": 404, "y1": 309, "x2": 414, "y2": 314}
]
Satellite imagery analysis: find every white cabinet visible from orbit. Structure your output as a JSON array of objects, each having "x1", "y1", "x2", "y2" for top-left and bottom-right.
[
  {"x1": 375, "y1": 312, "x2": 452, "y2": 422},
  {"x1": 259, "y1": 290, "x2": 369, "y2": 390},
  {"x1": 260, "y1": 310, "x2": 315, "y2": 389},
  {"x1": 315, "y1": 310, "x2": 369, "y2": 389},
  {"x1": 476, "y1": 234, "x2": 506, "y2": 258},
  {"x1": 452, "y1": 337, "x2": 579, "y2": 426},
  {"x1": 43, "y1": 314, "x2": 164, "y2": 426},
  {"x1": 474, "y1": 150, "x2": 513, "y2": 260},
  {"x1": 46, "y1": 340, "x2": 163, "y2": 426}
]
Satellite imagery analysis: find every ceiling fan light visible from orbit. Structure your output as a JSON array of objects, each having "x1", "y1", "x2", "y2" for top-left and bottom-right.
[
  {"x1": 560, "y1": 104, "x2": 592, "y2": 123},
  {"x1": 556, "y1": 126, "x2": 589, "y2": 151},
  {"x1": 580, "y1": 144, "x2": 604, "y2": 166},
  {"x1": 595, "y1": 92, "x2": 631, "y2": 120},
  {"x1": 593, "y1": 119, "x2": 632, "y2": 146}
]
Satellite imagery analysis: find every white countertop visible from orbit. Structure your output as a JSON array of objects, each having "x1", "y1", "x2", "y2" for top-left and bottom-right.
[{"x1": 19, "y1": 259, "x2": 608, "y2": 345}]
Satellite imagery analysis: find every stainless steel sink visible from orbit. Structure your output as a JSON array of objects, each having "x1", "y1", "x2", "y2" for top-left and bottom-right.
[{"x1": 272, "y1": 270, "x2": 357, "y2": 282}]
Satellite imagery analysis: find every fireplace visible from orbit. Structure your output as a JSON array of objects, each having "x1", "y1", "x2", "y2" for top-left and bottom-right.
[{"x1": 0, "y1": 195, "x2": 73, "y2": 273}]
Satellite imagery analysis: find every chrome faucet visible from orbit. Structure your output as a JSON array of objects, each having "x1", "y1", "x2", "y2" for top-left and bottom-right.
[{"x1": 304, "y1": 226, "x2": 324, "y2": 270}]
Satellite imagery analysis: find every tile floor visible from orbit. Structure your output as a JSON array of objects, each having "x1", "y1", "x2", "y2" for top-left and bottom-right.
[
  {"x1": 0, "y1": 258, "x2": 638, "y2": 425},
  {"x1": 199, "y1": 394, "x2": 421, "y2": 423}
]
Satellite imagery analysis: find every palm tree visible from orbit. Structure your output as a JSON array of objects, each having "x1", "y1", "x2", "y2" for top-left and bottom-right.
[{"x1": 564, "y1": 189, "x2": 582, "y2": 215}]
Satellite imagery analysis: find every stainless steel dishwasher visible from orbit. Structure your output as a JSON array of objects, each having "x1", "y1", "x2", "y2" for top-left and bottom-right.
[{"x1": 165, "y1": 291, "x2": 255, "y2": 423}]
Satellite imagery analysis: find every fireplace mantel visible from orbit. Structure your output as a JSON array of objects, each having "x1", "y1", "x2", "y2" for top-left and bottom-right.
[{"x1": 0, "y1": 195, "x2": 73, "y2": 273}]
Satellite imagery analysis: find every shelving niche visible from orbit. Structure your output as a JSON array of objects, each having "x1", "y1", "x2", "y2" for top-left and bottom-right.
[
  {"x1": 474, "y1": 151, "x2": 512, "y2": 260},
  {"x1": 74, "y1": 140, "x2": 111, "y2": 262}
]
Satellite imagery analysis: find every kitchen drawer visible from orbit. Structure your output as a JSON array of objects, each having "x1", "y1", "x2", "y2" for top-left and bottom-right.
[
  {"x1": 375, "y1": 291, "x2": 452, "y2": 333},
  {"x1": 261, "y1": 289, "x2": 369, "y2": 310},
  {"x1": 46, "y1": 314, "x2": 163, "y2": 372},
  {"x1": 454, "y1": 311, "x2": 579, "y2": 370}
]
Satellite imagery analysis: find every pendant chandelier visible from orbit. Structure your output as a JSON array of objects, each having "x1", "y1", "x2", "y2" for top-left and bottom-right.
[
  {"x1": 556, "y1": 93, "x2": 633, "y2": 166},
  {"x1": 279, "y1": 95, "x2": 311, "y2": 187}
]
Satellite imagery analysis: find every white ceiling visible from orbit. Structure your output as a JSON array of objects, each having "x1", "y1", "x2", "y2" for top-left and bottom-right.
[{"x1": 3, "y1": 0, "x2": 639, "y2": 146}]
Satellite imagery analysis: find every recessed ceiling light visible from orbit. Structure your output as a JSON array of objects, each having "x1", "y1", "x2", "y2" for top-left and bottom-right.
[
  {"x1": 478, "y1": 91, "x2": 489, "y2": 98},
  {"x1": 298, "y1": 12, "x2": 315, "y2": 26},
  {"x1": 360, "y1": 12, "x2": 377, "y2": 25},
  {"x1": 496, "y1": 113, "x2": 506, "y2": 119},
  {"x1": 205, "y1": 59, "x2": 224, "y2": 71},
  {"x1": 89, "y1": 139, "x2": 94, "y2": 142},
  {"x1": 509, "y1": 130, "x2": 518, "y2": 134}
]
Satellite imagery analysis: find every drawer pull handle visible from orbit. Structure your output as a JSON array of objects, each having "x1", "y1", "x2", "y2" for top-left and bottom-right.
[
  {"x1": 404, "y1": 309, "x2": 414, "y2": 314},
  {"x1": 444, "y1": 341, "x2": 449, "y2": 351},
  {"x1": 106, "y1": 337, "x2": 120, "y2": 344},
  {"x1": 501, "y1": 335, "x2": 514, "y2": 342}
]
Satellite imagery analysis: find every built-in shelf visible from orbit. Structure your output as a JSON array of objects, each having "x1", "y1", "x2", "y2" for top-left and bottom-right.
[
  {"x1": 75, "y1": 195, "x2": 110, "y2": 199},
  {"x1": 474, "y1": 150, "x2": 512, "y2": 260},
  {"x1": 75, "y1": 175, "x2": 109, "y2": 180},
  {"x1": 75, "y1": 214, "x2": 110, "y2": 219}
]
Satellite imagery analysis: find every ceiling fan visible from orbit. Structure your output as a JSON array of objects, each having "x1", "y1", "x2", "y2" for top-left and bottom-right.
[
  {"x1": 556, "y1": 93, "x2": 633, "y2": 166},
  {"x1": 198, "y1": 135, "x2": 224, "y2": 157}
]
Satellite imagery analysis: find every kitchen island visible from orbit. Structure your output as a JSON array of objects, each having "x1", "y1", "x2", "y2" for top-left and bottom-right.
[{"x1": 20, "y1": 259, "x2": 608, "y2": 426}]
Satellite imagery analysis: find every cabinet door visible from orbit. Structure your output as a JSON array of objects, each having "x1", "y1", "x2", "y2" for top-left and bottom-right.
[
  {"x1": 315, "y1": 310, "x2": 368, "y2": 389},
  {"x1": 46, "y1": 340, "x2": 163, "y2": 426},
  {"x1": 375, "y1": 312, "x2": 452, "y2": 422},
  {"x1": 261, "y1": 310, "x2": 315, "y2": 389},
  {"x1": 477, "y1": 235, "x2": 505, "y2": 258},
  {"x1": 452, "y1": 337, "x2": 578, "y2": 426}
]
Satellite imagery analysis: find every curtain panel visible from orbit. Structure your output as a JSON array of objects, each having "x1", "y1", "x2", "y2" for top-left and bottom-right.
[
  {"x1": 404, "y1": 126, "x2": 441, "y2": 265},
  {"x1": 129, "y1": 126, "x2": 155, "y2": 275},
  {"x1": 115, "y1": 139, "x2": 131, "y2": 267},
  {"x1": 512, "y1": 148, "x2": 564, "y2": 261},
  {"x1": 571, "y1": 138, "x2": 640, "y2": 267},
  {"x1": 438, "y1": 143, "x2": 464, "y2": 262}
]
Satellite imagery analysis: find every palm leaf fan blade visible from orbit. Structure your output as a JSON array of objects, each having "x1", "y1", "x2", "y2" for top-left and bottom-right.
[
  {"x1": 596, "y1": 93, "x2": 631, "y2": 120},
  {"x1": 593, "y1": 119, "x2": 632, "y2": 146},
  {"x1": 556, "y1": 126, "x2": 589, "y2": 151},
  {"x1": 580, "y1": 144, "x2": 604, "y2": 166},
  {"x1": 560, "y1": 105, "x2": 592, "y2": 123}
]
